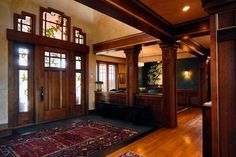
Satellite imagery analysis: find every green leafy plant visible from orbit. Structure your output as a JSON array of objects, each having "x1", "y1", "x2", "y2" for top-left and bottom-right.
[{"x1": 147, "y1": 63, "x2": 162, "y2": 85}]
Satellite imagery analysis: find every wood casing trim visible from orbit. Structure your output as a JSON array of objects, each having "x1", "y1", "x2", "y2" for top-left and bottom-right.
[
  {"x1": 93, "y1": 33, "x2": 158, "y2": 53},
  {"x1": 7, "y1": 29, "x2": 89, "y2": 53}
]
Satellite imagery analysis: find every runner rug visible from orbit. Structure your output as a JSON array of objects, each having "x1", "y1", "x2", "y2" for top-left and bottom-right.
[{"x1": 0, "y1": 120, "x2": 138, "y2": 157}]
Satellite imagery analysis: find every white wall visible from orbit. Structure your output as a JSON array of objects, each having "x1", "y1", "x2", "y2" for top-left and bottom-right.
[{"x1": 0, "y1": 0, "x2": 141, "y2": 124}]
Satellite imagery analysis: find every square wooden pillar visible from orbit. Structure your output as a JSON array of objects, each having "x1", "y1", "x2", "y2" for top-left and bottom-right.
[
  {"x1": 160, "y1": 41, "x2": 178, "y2": 128},
  {"x1": 202, "y1": 1, "x2": 236, "y2": 157},
  {"x1": 124, "y1": 45, "x2": 141, "y2": 106}
]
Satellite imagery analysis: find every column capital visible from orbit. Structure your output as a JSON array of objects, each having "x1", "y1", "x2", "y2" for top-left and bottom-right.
[
  {"x1": 159, "y1": 40, "x2": 179, "y2": 49},
  {"x1": 124, "y1": 45, "x2": 142, "y2": 54},
  {"x1": 202, "y1": 0, "x2": 236, "y2": 14}
]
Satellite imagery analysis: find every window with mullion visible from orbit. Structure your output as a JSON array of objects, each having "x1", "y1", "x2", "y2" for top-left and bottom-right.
[
  {"x1": 97, "y1": 62, "x2": 117, "y2": 91},
  {"x1": 17, "y1": 48, "x2": 30, "y2": 113},
  {"x1": 41, "y1": 7, "x2": 70, "y2": 41}
]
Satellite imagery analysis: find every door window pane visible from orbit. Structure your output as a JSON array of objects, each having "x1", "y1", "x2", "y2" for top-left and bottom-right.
[
  {"x1": 19, "y1": 70, "x2": 28, "y2": 112},
  {"x1": 76, "y1": 73, "x2": 81, "y2": 105},
  {"x1": 44, "y1": 51, "x2": 66, "y2": 68}
]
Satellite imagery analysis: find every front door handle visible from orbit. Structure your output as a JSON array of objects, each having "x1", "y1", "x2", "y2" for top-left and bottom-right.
[{"x1": 40, "y1": 87, "x2": 44, "y2": 101}]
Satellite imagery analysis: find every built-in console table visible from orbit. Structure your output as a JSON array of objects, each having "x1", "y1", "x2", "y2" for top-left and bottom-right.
[{"x1": 95, "y1": 92, "x2": 163, "y2": 127}]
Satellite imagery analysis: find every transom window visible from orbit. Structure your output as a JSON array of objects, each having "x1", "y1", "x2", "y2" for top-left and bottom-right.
[
  {"x1": 73, "y1": 27, "x2": 86, "y2": 45},
  {"x1": 41, "y1": 7, "x2": 70, "y2": 41},
  {"x1": 44, "y1": 51, "x2": 66, "y2": 68},
  {"x1": 14, "y1": 12, "x2": 35, "y2": 34}
]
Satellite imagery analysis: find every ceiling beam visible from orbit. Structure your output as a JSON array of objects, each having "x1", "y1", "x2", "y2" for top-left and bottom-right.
[
  {"x1": 179, "y1": 37, "x2": 210, "y2": 59},
  {"x1": 76, "y1": 0, "x2": 172, "y2": 40},
  {"x1": 93, "y1": 32, "x2": 158, "y2": 53},
  {"x1": 174, "y1": 17, "x2": 210, "y2": 38}
]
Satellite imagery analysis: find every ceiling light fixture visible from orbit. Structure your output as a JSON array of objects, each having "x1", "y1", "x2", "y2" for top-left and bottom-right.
[
  {"x1": 182, "y1": 5, "x2": 190, "y2": 12},
  {"x1": 138, "y1": 49, "x2": 144, "y2": 67}
]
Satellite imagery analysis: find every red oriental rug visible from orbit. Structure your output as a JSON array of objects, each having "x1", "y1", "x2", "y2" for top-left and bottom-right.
[{"x1": 0, "y1": 120, "x2": 138, "y2": 157}]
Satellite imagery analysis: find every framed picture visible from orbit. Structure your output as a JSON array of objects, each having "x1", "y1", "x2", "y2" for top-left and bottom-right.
[{"x1": 119, "y1": 73, "x2": 125, "y2": 84}]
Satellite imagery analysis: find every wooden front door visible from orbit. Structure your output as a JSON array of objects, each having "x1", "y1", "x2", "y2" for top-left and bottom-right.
[{"x1": 36, "y1": 47, "x2": 71, "y2": 123}]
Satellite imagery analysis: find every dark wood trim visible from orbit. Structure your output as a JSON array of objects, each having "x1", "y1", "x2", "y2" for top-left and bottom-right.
[
  {"x1": 179, "y1": 37, "x2": 210, "y2": 59},
  {"x1": 84, "y1": 52, "x2": 89, "y2": 114},
  {"x1": 217, "y1": 27, "x2": 236, "y2": 42},
  {"x1": 76, "y1": 0, "x2": 172, "y2": 39},
  {"x1": 202, "y1": 0, "x2": 236, "y2": 14},
  {"x1": 7, "y1": 29, "x2": 89, "y2": 53},
  {"x1": 202, "y1": 102, "x2": 212, "y2": 157},
  {"x1": 160, "y1": 41, "x2": 178, "y2": 128},
  {"x1": 124, "y1": 45, "x2": 141, "y2": 106},
  {"x1": 174, "y1": 17, "x2": 210, "y2": 38},
  {"x1": 93, "y1": 33, "x2": 158, "y2": 53}
]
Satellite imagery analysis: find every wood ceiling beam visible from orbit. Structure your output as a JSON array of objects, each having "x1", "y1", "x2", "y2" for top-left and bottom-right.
[
  {"x1": 174, "y1": 17, "x2": 210, "y2": 38},
  {"x1": 93, "y1": 32, "x2": 158, "y2": 53},
  {"x1": 76, "y1": 0, "x2": 172, "y2": 40},
  {"x1": 179, "y1": 37, "x2": 210, "y2": 59}
]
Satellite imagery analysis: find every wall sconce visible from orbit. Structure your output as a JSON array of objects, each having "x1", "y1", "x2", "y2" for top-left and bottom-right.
[{"x1": 183, "y1": 70, "x2": 192, "y2": 80}]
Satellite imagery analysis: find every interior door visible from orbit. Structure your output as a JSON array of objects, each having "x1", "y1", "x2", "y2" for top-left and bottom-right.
[{"x1": 36, "y1": 47, "x2": 71, "y2": 123}]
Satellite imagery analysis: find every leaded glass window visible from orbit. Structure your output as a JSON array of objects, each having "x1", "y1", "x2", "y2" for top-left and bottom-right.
[
  {"x1": 75, "y1": 73, "x2": 81, "y2": 105},
  {"x1": 41, "y1": 8, "x2": 70, "y2": 41},
  {"x1": 75, "y1": 55, "x2": 82, "y2": 105},
  {"x1": 44, "y1": 51, "x2": 66, "y2": 68},
  {"x1": 17, "y1": 47, "x2": 30, "y2": 112},
  {"x1": 73, "y1": 27, "x2": 86, "y2": 45},
  {"x1": 19, "y1": 70, "x2": 28, "y2": 112},
  {"x1": 14, "y1": 12, "x2": 35, "y2": 34}
]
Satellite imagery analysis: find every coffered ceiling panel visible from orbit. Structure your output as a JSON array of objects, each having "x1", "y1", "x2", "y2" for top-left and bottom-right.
[{"x1": 139, "y1": 0, "x2": 208, "y2": 25}]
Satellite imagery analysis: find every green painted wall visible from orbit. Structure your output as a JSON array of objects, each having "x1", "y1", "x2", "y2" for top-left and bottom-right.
[
  {"x1": 176, "y1": 58, "x2": 200, "y2": 90},
  {"x1": 139, "y1": 58, "x2": 200, "y2": 90}
]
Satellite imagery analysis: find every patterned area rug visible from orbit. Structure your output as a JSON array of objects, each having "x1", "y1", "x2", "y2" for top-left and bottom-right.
[
  {"x1": 0, "y1": 120, "x2": 138, "y2": 157},
  {"x1": 120, "y1": 151, "x2": 143, "y2": 157}
]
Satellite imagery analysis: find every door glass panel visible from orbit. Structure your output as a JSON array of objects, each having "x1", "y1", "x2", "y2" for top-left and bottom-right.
[
  {"x1": 19, "y1": 70, "x2": 28, "y2": 112},
  {"x1": 76, "y1": 73, "x2": 81, "y2": 105},
  {"x1": 44, "y1": 51, "x2": 66, "y2": 68}
]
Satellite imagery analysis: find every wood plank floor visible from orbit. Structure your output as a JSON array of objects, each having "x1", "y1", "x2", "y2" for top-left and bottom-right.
[{"x1": 107, "y1": 108, "x2": 202, "y2": 157}]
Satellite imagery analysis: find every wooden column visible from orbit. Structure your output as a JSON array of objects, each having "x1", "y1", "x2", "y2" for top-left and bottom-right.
[
  {"x1": 200, "y1": 58, "x2": 210, "y2": 105},
  {"x1": 202, "y1": 1, "x2": 236, "y2": 157},
  {"x1": 160, "y1": 41, "x2": 178, "y2": 128},
  {"x1": 124, "y1": 45, "x2": 141, "y2": 106}
]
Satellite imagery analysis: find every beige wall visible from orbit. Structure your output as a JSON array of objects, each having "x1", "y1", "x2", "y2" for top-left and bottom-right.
[{"x1": 0, "y1": 0, "x2": 141, "y2": 124}]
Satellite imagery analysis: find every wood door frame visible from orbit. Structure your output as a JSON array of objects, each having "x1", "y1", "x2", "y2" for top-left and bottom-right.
[{"x1": 7, "y1": 29, "x2": 89, "y2": 127}]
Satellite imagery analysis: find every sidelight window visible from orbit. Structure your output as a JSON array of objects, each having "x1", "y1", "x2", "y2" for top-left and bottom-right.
[
  {"x1": 17, "y1": 48, "x2": 30, "y2": 112},
  {"x1": 75, "y1": 56, "x2": 82, "y2": 105}
]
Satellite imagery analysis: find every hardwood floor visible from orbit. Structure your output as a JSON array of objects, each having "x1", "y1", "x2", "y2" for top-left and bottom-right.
[{"x1": 107, "y1": 108, "x2": 202, "y2": 157}]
